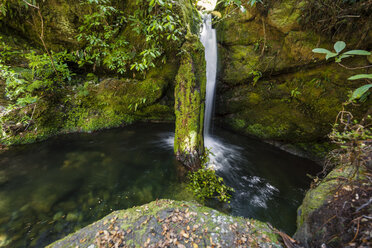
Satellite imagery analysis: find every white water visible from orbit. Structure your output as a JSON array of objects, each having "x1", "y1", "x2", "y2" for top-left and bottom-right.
[{"x1": 200, "y1": 14, "x2": 218, "y2": 137}]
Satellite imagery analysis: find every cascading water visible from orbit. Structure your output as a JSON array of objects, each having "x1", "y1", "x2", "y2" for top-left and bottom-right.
[
  {"x1": 200, "y1": 14, "x2": 218, "y2": 137},
  {"x1": 197, "y1": 11, "x2": 284, "y2": 218}
]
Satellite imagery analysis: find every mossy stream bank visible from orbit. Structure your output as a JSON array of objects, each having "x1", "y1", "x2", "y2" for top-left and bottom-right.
[{"x1": 214, "y1": 0, "x2": 371, "y2": 160}]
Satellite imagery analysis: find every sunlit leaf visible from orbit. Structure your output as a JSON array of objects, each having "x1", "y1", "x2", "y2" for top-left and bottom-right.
[
  {"x1": 334, "y1": 41, "x2": 346, "y2": 53},
  {"x1": 348, "y1": 74, "x2": 372, "y2": 80},
  {"x1": 343, "y1": 50, "x2": 371, "y2": 56},
  {"x1": 349, "y1": 84, "x2": 372, "y2": 101},
  {"x1": 312, "y1": 48, "x2": 332, "y2": 54}
]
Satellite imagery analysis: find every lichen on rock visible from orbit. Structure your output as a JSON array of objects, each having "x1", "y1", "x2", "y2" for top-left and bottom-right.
[{"x1": 47, "y1": 199, "x2": 283, "y2": 248}]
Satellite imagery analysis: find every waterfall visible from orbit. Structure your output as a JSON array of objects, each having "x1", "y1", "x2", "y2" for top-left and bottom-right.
[{"x1": 200, "y1": 14, "x2": 217, "y2": 137}]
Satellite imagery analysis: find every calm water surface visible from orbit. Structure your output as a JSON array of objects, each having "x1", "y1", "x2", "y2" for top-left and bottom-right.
[{"x1": 0, "y1": 123, "x2": 319, "y2": 247}]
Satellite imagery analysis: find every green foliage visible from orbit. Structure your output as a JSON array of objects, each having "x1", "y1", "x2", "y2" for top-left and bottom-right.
[
  {"x1": 0, "y1": 61, "x2": 34, "y2": 107},
  {"x1": 128, "y1": 0, "x2": 184, "y2": 72},
  {"x1": 349, "y1": 84, "x2": 372, "y2": 102},
  {"x1": 76, "y1": 0, "x2": 129, "y2": 74},
  {"x1": 0, "y1": 48, "x2": 75, "y2": 109},
  {"x1": 249, "y1": 70, "x2": 262, "y2": 86},
  {"x1": 76, "y1": 0, "x2": 185, "y2": 75},
  {"x1": 312, "y1": 41, "x2": 370, "y2": 62},
  {"x1": 222, "y1": 0, "x2": 262, "y2": 7},
  {"x1": 290, "y1": 87, "x2": 301, "y2": 99},
  {"x1": 0, "y1": 36, "x2": 19, "y2": 63},
  {"x1": 327, "y1": 112, "x2": 371, "y2": 175},
  {"x1": 348, "y1": 74, "x2": 372, "y2": 81},
  {"x1": 187, "y1": 150, "x2": 234, "y2": 203},
  {"x1": 312, "y1": 41, "x2": 371, "y2": 103}
]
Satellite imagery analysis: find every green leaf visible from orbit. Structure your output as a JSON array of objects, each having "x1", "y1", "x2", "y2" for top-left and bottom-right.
[
  {"x1": 312, "y1": 48, "x2": 332, "y2": 54},
  {"x1": 349, "y1": 84, "x2": 372, "y2": 101},
  {"x1": 348, "y1": 74, "x2": 372, "y2": 80},
  {"x1": 325, "y1": 52, "x2": 338, "y2": 60},
  {"x1": 334, "y1": 41, "x2": 346, "y2": 53},
  {"x1": 343, "y1": 50, "x2": 371, "y2": 56}
]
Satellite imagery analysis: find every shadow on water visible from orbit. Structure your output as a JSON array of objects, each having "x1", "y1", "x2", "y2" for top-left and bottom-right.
[{"x1": 0, "y1": 123, "x2": 319, "y2": 247}]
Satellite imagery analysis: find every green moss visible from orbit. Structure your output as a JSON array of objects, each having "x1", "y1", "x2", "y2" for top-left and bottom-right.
[
  {"x1": 231, "y1": 118, "x2": 246, "y2": 130},
  {"x1": 296, "y1": 165, "x2": 368, "y2": 228},
  {"x1": 267, "y1": 0, "x2": 305, "y2": 33},
  {"x1": 1, "y1": 66, "x2": 175, "y2": 146},
  {"x1": 247, "y1": 92, "x2": 262, "y2": 105},
  {"x1": 219, "y1": 62, "x2": 371, "y2": 143},
  {"x1": 245, "y1": 123, "x2": 289, "y2": 139},
  {"x1": 174, "y1": 34, "x2": 206, "y2": 166},
  {"x1": 295, "y1": 142, "x2": 336, "y2": 160}
]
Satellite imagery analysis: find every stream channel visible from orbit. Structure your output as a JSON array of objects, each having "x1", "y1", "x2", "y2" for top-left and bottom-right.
[{"x1": 0, "y1": 123, "x2": 319, "y2": 247}]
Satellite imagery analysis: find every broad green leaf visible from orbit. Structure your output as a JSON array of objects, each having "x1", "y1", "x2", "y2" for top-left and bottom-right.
[
  {"x1": 348, "y1": 74, "x2": 372, "y2": 80},
  {"x1": 312, "y1": 48, "x2": 332, "y2": 54},
  {"x1": 325, "y1": 52, "x2": 338, "y2": 60},
  {"x1": 349, "y1": 84, "x2": 372, "y2": 101},
  {"x1": 343, "y1": 50, "x2": 371, "y2": 56},
  {"x1": 334, "y1": 41, "x2": 346, "y2": 53}
]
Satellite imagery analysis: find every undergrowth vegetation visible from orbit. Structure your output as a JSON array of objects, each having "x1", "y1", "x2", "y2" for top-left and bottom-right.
[
  {"x1": 307, "y1": 41, "x2": 372, "y2": 248},
  {"x1": 76, "y1": 0, "x2": 185, "y2": 75},
  {"x1": 300, "y1": 0, "x2": 372, "y2": 43},
  {"x1": 187, "y1": 149, "x2": 234, "y2": 203}
]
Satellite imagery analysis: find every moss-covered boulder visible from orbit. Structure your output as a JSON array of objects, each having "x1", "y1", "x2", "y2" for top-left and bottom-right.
[
  {"x1": 174, "y1": 34, "x2": 206, "y2": 170},
  {"x1": 294, "y1": 165, "x2": 370, "y2": 247},
  {"x1": 48, "y1": 199, "x2": 283, "y2": 248}
]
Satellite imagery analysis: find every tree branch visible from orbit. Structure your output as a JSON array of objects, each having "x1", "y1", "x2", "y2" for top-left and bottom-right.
[
  {"x1": 337, "y1": 63, "x2": 372, "y2": 70},
  {"x1": 22, "y1": 0, "x2": 39, "y2": 9}
]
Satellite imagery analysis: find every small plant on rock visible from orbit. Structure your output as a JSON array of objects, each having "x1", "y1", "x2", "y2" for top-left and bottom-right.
[{"x1": 187, "y1": 149, "x2": 234, "y2": 203}]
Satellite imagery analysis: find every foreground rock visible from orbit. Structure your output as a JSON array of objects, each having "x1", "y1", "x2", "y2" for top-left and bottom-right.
[
  {"x1": 294, "y1": 165, "x2": 372, "y2": 247},
  {"x1": 48, "y1": 200, "x2": 283, "y2": 248}
]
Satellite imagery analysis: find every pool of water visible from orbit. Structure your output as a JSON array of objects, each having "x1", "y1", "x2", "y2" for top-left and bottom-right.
[{"x1": 0, "y1": 123, "x2": 319, "y2": 247}]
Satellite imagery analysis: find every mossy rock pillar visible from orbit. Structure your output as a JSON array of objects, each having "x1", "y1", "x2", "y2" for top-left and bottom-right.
[{"x1": 174, "y1": 34, "x2": 206, "y2": 170}]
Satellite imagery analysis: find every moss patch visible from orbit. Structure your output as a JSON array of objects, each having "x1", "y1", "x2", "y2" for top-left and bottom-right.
[
  {"x1": 216, "y1": 62, "x2": 371, "y2": 143},
  {"x1": 174, "y1": 34, "x2": 206, "y2": 169}
]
